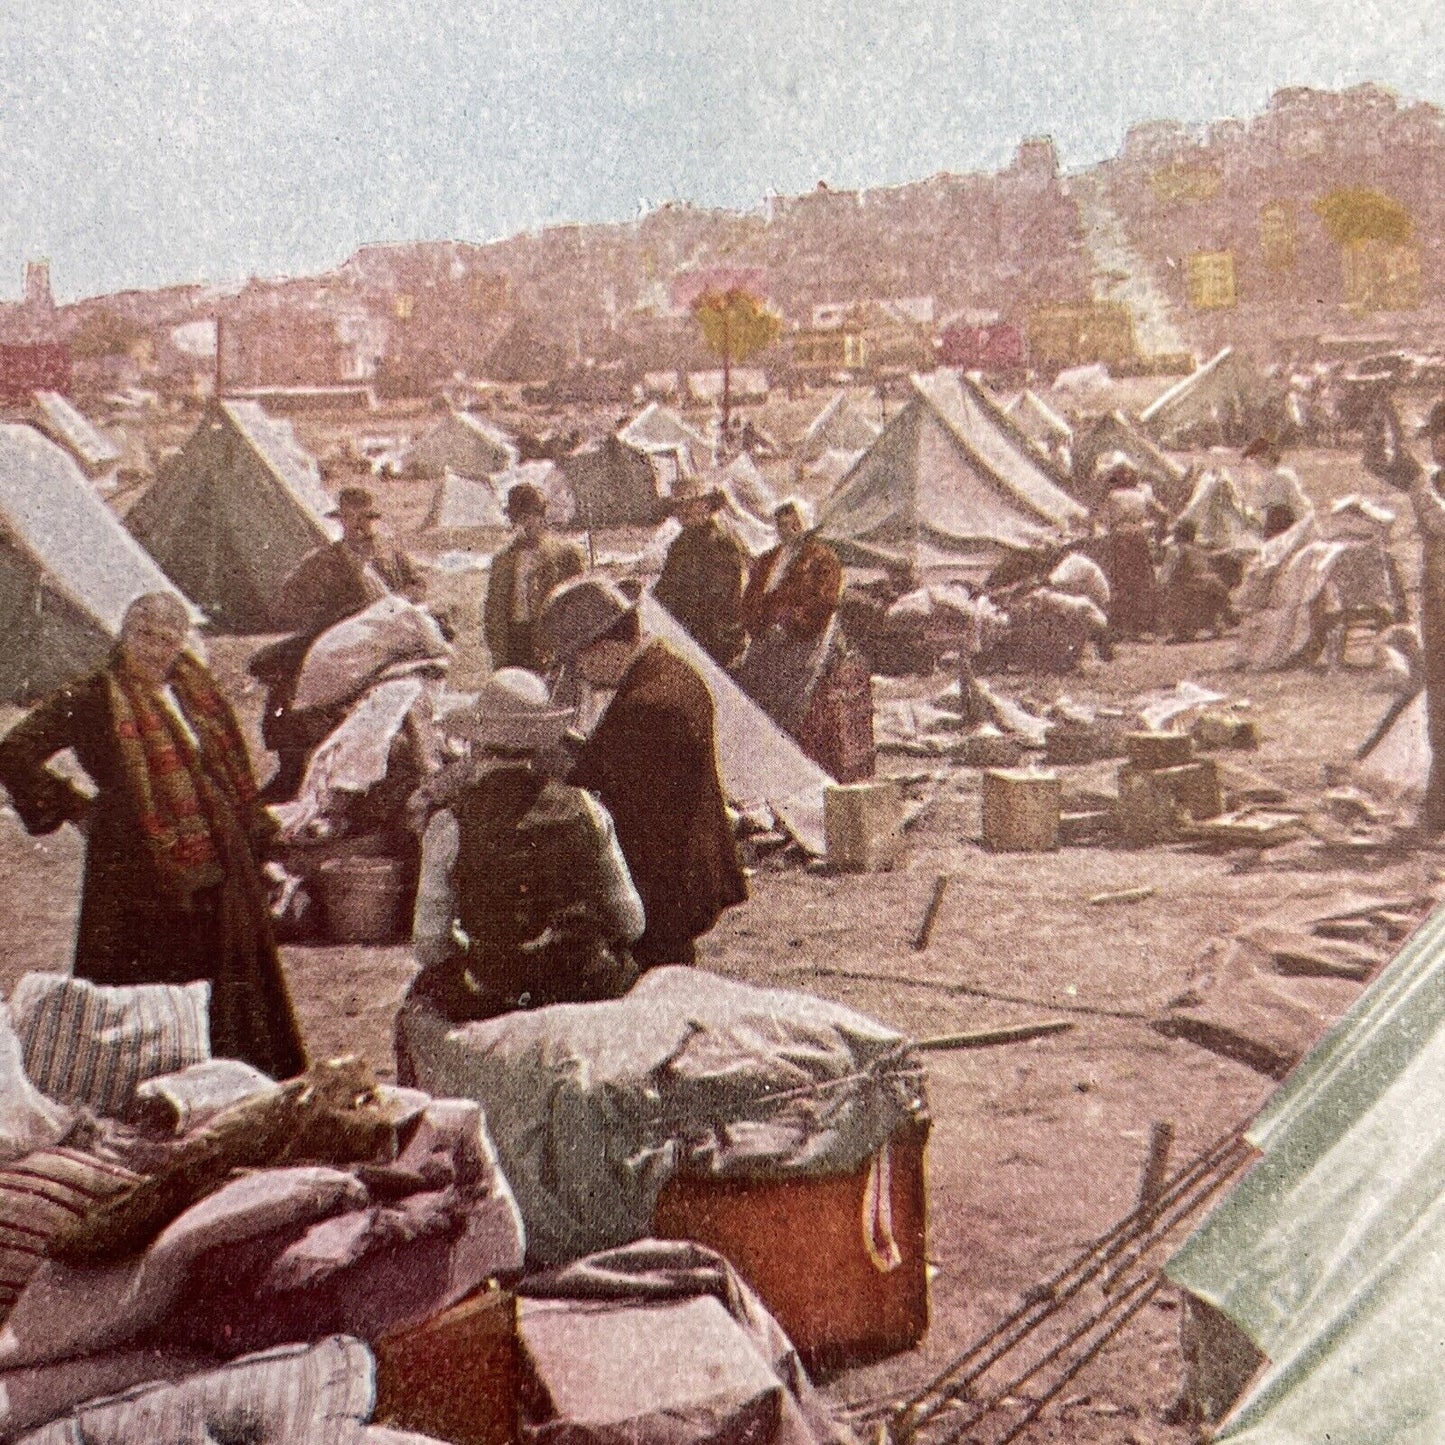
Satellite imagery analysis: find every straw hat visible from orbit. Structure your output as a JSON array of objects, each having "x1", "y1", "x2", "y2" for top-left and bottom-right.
[
  {"x1": 441, "y1": 668, "x2": 574, "y2": 751},
  {"x1": 540, "y1": 576, "x2": 636, "y2": 664}
]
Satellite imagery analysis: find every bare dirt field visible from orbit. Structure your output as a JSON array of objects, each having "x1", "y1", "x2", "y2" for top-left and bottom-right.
[{"x1": 2, "y1": 434, "x2": 1438, "y2": 1442}]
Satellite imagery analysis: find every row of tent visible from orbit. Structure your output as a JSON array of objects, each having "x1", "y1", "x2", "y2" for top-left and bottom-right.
[{"x1": 0, "y1": 399, "x2": 835, "y2": 854}]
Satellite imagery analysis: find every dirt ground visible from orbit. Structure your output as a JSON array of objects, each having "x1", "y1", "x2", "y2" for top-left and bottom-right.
[{"x1": 1, "y1": 436, "x2": 1438, "y2": 1442}]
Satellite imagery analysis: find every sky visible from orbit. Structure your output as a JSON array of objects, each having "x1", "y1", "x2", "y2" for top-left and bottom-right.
[{"x1": 0, "y1": 0, "x2": 1439, "y2": 302}]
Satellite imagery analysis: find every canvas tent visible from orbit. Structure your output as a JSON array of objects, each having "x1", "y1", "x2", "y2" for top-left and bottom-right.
[
  {"x1": 718, "y1": 451, "x2": 779, "y2": 521},
  {"x1": 127, "y1": 399, "x2": 338, "y2": 634},
  {"x1": 30, "y1": 391, "x2": 123, "y2": 479},
  {"x1": 1176, "y1": 470, "x2": 1261, "y2": 553},
  {"x1": 1166, "y1": 900, "x2": 1445, "y2": 1442},
  {"x1": 815, "y1": 369, "x2": 1086, "y2": 576},
  {"x1": 1140, "y1": 347, "x2": 1261, "y2": 448},
  {"x1": 0, "y1": 424, "x2": 193, "y2": 703},
  {"x1": 422, "y1": 469, "x2": 509, "y2": 539},
  {"x1": 404, "y1": 409, "x2": 519, "y2": 479},
  {"x1": 1069, "y1": 410, "x2": 1192, "y2": 513},
  {"x1": 1005, "y1": 388, "x2": 1074, "y2": 452},
  {"x1": 798, "y1": 390, "x2": 881, "y2": 464},
  {"x1": 640, "y1": 594, "x2": 830, "y2": 852},
  {"x1": 558, "y1": 435, "x2": 665, "y2": 528},
  {"x1": 616, "y1": 402, "x2": 713, "y2": 475}
]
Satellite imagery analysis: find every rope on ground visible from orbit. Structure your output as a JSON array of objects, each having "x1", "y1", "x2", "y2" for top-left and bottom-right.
[
  {"x1": 808, "y1": 964, "x2": 1152, "y2": 1021},
  {"x1": 864, "y1": 1121, "x2": 1255, "y2": 1445}
]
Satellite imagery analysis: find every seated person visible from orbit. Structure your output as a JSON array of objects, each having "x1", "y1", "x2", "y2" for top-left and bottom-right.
[
  {"x1": 1158, "y1": 519, "x2": 1235, "y2": 643},
  {"x1": 406, "y1": 668, "x2": 644, "y2": 1024}
]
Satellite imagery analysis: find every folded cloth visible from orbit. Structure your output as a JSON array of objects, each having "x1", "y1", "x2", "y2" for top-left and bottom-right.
[
  {"x1": 518, "y1": 1239, "x2": 854, "y2": 1445},
  {"x1": 0, "y1": 1003, "x2": 72, "y2": 1166}
]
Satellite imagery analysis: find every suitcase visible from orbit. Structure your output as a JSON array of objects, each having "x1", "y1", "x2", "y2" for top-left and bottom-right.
[
  {"x1": 373, "y1": 1285, "x2": 520, "y2": 1445},
  {"x1": 653, "y1": 1117, "x2": 930, "y2": 1369}
]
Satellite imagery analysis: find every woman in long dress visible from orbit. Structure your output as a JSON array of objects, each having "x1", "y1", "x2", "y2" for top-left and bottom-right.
[{"x1": 0, "y1": 592, "x2": 306, "y2": 1078}]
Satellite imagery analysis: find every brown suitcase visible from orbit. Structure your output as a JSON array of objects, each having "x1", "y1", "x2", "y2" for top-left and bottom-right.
[
  {"x1": 373, "y1": 1284, "x2": 520, "y2": 1445},
  {"x1": 653, "y1": 1117, "x2": 930, "y2": 1369}
]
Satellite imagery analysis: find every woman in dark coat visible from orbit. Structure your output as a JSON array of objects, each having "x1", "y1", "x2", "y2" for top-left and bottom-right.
[{"x1": 0, "y1": 593, "x2": 306, "y2": 1079}]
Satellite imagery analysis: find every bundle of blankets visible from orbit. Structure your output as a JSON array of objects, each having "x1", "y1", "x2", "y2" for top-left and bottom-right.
[{"x1": 0, "y1": 972, "x2": 855, "y2": 1445}]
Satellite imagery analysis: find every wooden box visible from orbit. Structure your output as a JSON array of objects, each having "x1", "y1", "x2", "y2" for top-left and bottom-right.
[
  {"x1": 374, "y1": 1285, "x2": 520, "y2": 1445},
  {"x1": 653, "y1": 1118, "x2": 931, "y2": 1370},
  {"x1": 825, "y1": 780, "x2": 904, "y2": 872},
  {"x1": 1125, "y1": 730, "x2": 1195, "y2": 771},
  {"x1": 981, "y1": 769, "x2": 1061, "y2": 852}
]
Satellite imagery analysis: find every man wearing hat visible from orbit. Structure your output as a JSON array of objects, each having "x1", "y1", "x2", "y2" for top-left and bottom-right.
[
  {"x1": 1364, "y1": 397, "x2": 1445, "y2": 830},
  {"x1": 541, "y1": 577, "x2": 747, "y2": 968},
  {"x1": 401, "y1": 668, "x2": 643, "y2": 1039},
  {"x1": 483, "y1": 482, "x2": 586, "y2": 671},
  {"x1": 253, "y1": 477, "x2": 423, "y2": 801},
  {"x1": 653, "y1": 475, "x2": 749, "y2": 667},
  {"x1": 276, "y1": 481, "x2": 424, "y2": 637}
]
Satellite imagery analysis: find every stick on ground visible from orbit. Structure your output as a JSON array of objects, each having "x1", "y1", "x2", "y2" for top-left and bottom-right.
[{"x1": 913, "y1": 874, "x2": 951, "y2": 951}]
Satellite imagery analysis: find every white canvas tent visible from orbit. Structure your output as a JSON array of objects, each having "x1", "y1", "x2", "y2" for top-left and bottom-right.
[
  {"x1": 1166, "y1": 900, "x2": 1445, "y2": 1442},
  {"x1": 1005, "y1": 388, "x2": 1074, "y2": 450},
  {"x1": 617, "y1": 403, "x2": 712, "y2": 474},
  {"x1": 127, "y1": 399, "x2": 338, "y2": 634},
  {"x1": 404, "y1": 409, "x2": 519, "y2": 479},
  {"x1": 1141, "y1": 347, "x2": 1259, "y2": 447},
  {"x1": 815, "y1": 369, "x2": 1086, "y2": 575},
  {"x1": 31, "y1": 391, "x2": 123, "y2": 479},
  {"x1": 0, "y1": 425, "x2": 193, "y2": 703},
  {"x1": 717, "y1": 452, "x2": 779, "y2": 521},
  {"x1": 422, "y1": 469, "x2": 509, "y2": 534},
  {"x1": 639, "y1": 594, "x2": 830, "y2": 853},
  {"x1": 798, "y1": 391, "x2": 881, "y2": 464},
  {"x1": 1070, "y1": 409, "x2": 1193, "y2": 513}
]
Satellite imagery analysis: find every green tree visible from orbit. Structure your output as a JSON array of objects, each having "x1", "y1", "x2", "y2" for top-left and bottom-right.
[{"x1": 691, "y1": 288, "x2": 782, "y2": 435}]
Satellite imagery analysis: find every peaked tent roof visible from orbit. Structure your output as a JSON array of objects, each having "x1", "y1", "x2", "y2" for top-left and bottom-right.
[
  {"x1": 127, "y1": 399, "x2": 338, "y2": 634},
  {"x1": 1140, "y1": 347, "x2": 1259, "y2": 445},
  {"x1": 639, "y1": 593, "x2": 829, "y2": 853},
  {"x1": 0, "y1": 424, "x2": 192, "y2": 703},
  {"x1": 31, "y1": 391, "x2": 123, "y2": 475},
  {"x1": 423, "y1": 469, "x2": 509, "y2": 533},
  {"x1": 559, "y1": 435, "x2": 664, "y2": 528},
  {"x1": 799, "y1": 391, "x2": 882, "y2": 463},
  {"x1": 1071, "y1": 410, "x2": 1192, "y2": 512},
  {"x1": 1167, "y1": 901, "x2": 1445, "y2": 1443},
  {"x1": 815, "y1": 369, "x2": 1086, "y2": 571},
  {"x1": 1005, "y1": 388, "x2": 1074, "y2": 446},
  {"x1": 617, "y1": 403, "x2": 712, "y2": 471},
  {"x1": 404, "y1": 409, "x2": 519, "y2": 479}
]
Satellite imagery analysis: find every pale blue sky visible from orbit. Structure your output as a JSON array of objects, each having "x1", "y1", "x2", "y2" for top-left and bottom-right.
[{"x1": 0, "y1": 0, "x2": 1437, "y2": 300}]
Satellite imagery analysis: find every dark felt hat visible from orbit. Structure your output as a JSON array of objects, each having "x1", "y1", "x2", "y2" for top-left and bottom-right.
[{"x1": 329, "y1": 485, "x2": 380, "y2": 519}]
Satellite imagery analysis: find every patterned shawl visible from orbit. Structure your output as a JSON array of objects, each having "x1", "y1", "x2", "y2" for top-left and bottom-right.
[{"x1": 105, "y1": 653, "x2": 260, "y2": 901}]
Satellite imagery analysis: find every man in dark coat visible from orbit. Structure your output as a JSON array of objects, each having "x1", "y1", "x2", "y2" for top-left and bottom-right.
[
  {"x1": 542, "y1": 577, "x2": 747, "y2": 968},
  {"x1": 0, "y1": 593, "x2": 306, "y2": 1079},
  {"x1": 1364, "y1": 396, "x2": 1445, "y2": 831},
  {"x1": 253, "y1": 482, "x2": 423, "y2": 802},
  {"x1": 652, "y1": 477, "x2": 749, "y2": 667},
  {"x1": 482, "y1": 483, "x2": 587, "y2": 671}
]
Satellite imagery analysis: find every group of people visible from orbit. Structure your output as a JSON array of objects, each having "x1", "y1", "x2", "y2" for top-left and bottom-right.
[
  {"x1": 650, "y1": 480, "x2": 868, "y2": 779},
  {"x1": 0, "y1": 465, "x2": 755, "y2": 1084}
]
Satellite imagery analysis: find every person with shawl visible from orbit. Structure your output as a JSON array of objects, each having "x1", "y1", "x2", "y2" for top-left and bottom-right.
[{"x1": 0, "y1": 593, "x2": 306, "y2": 1078}]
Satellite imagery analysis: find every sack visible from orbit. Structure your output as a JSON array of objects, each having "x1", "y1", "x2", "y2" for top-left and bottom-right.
[{"x1": 291, "y1": 598, "x2": 449, "y2": 715}]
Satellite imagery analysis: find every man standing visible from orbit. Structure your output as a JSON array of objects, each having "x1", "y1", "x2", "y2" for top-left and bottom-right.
[
  {"x1": 276, "y1": 482, "x2": 424, "y2": 636},
  {"x1": 254, "y1": 481, "x2": 423, "y2": 802},
  {"x1": 1364, "y1": 397, "x2": 1445, "y2": 831},
  {"x1": 483, "y1": 483, "x2": 586, "y2": 670},
  {"x1": 541, "y1": 577, "x2": 747, "y2": 968},
  {"x1": 652, "y1": 475, "x2": 749, "y2": 667}
]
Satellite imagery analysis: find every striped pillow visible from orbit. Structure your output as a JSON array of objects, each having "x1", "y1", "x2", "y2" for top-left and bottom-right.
[
  {"x1": 0, "y1": 1147, "x2": 141, "y2": 1325},
  {"x1": 10, "y1": 974, "x2": 211, "y2": 1117},
  {"x1": 16, "y1": 1335, "x2": 376, "y2": 1445}
]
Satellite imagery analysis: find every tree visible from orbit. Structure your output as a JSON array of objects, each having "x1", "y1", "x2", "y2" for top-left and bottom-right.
[{"x1": 691, "y1": 287, "x2": 782, "y2": 437}]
